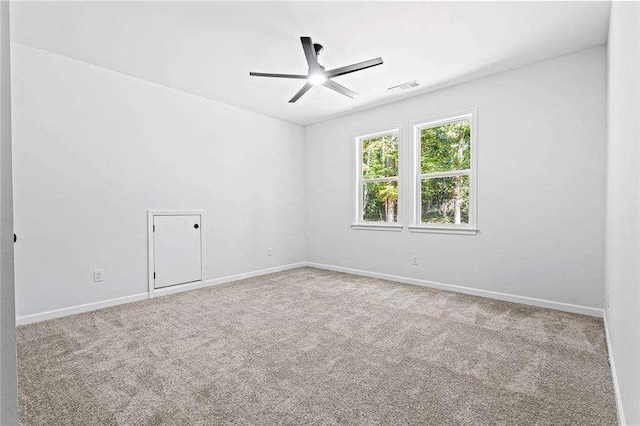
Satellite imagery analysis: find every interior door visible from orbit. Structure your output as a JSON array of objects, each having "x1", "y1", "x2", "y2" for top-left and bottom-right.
[{"x1": 153, "y1": 215, "x2": 202, "y2": 289}]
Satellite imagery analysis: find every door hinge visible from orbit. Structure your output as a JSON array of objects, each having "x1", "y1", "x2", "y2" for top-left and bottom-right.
[
  {"x1": 153, "y1": 272, "x2": 156, "y2": 279},
  {"x1": 153, "y1": 225, "x2": 155, "y2": 232}
]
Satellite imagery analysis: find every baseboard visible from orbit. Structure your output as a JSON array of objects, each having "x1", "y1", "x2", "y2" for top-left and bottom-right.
[
  {"x1": 206, "y1": 262, "x2": 307, "y2": 286},
  {"x1": 603, "y1": 313, "x2": 626, "y2": 426},
  {"x1": 305, "y1": 262, "x2": 604, "y2": 318},
  {"x1": 153, "y1": 261, "x2": 308, "y2": 297},
  {"x1": 16, "y1": 262, "x2": 307, "y2": 325},
  {"x1": 16, "y1": 293, "x2": 149, "y2": 325},
  {"x1": 150, "y1": 280, "x2": 206, "y2": 298},
  {"x1": 15, "y1": 261, "x2": 602, "y2": 323}
]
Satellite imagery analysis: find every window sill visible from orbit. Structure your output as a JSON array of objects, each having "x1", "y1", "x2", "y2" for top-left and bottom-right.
[
  {"x1": 351, "y1": 223, "x2": 403, "y2": 232},
  {"x1": 407, "y1": 226, "x2": 478, "y2": 235}
]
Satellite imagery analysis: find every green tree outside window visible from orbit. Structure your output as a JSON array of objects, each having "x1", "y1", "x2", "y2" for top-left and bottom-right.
[
  {"x1": 420, "y1": 120, "x2": 471, "y2": 225},
  {"x1": 361, "y1": 133, "x2": 399, "y2": 222}
]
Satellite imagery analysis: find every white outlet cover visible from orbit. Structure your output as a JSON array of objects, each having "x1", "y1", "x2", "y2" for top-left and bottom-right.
[{"x1": 93, "y1": 269, "x2": 104, "y2": 282}]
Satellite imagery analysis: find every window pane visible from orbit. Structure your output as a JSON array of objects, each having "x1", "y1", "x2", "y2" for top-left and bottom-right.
[
  {"x1": 420, "y1": 120, "x2": 471, "y2": 174},
  {"x1": 362, "y1": 133, "x2": 399, "y2": 179},
  {"x1": 421, "y1": 175, "x2": 469, "y2": 224},
  {"x1": 363, "y1": 180, "x2": 398, "y2": 222}
]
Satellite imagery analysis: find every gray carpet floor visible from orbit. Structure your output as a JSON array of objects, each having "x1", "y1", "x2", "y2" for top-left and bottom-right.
[{"x1": 17, "y1": 267, "x2": 617, "y2": 425}]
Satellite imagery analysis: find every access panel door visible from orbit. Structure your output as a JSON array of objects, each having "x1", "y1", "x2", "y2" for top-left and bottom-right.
[{"x1": 153, "y1": 215, "x2": 202, "y2": 289}]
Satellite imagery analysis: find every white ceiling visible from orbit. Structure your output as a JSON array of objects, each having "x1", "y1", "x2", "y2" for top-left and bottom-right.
[{"x1": 11, "y1": 1, "x2": 610, "y2": 126}]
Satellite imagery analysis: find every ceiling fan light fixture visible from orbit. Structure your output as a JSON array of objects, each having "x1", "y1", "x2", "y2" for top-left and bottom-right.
[
  {"x1": 308, "y1": 73, "x2": 327, "y2": 85},
  {"x1": 249, "y1": 36, "x2": 383, "y2": 102}
]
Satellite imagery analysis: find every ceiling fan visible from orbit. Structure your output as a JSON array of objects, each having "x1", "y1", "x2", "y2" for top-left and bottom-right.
[{"x1": 250, "y1": 37, "x2": 383, "y2": 103}]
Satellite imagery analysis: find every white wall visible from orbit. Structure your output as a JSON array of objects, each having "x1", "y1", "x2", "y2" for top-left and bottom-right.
[
  {"x1": 11, "y1": 44, "x2": 608, "y2": 317},
  {"x1": 305, "y1": 47, "x2": 607, "y2": 311},
  {"x1": 11, "y1": 43, "x2": 306, "y2": 319},
  {"x1": 605, "y1": 2, "x2": 640, "y2": 424},
  {"x1": 0, "y1": 1, "x2": 18, "y2": 423}
]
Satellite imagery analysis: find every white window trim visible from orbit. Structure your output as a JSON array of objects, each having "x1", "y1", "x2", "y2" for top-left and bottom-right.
[
  {"x1": 411, "y1": 109, "x2": 478, "y2": 235},
  {"x1": 353, "y1": 127, "x2": 402, "y2": 230},
  {"x1": 351, "y1": 223, "x2": 403, "y2": 232}
]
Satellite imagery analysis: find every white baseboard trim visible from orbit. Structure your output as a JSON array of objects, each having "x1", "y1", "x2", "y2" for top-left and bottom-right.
[
  {"x1": 16, "y1": 293, "x2": 149, "y2": 326},
  {"x1": 603, "y1": 313, "x2": 626, "y2": 426},
  {"x1": 15, "y1": 261, "x2": 602, "y2": 324},
  {"x1": 16, "y1": 262, "x2": 307, "y2": 325},
  {"x1": 153, "y1": 261, "x2": 308, "y2": 298},
  {"x1": 150, "y1": 280, "x2": 205, "y2": 298},
  {"x1": 206, "y1": 262, "x2": 307, "y2": 286},
  {"x1": 305, "y1": 262, "x2": 604, "y2": 318}
]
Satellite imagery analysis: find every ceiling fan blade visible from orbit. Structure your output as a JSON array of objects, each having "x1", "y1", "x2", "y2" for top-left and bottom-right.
[
  {"x1": 301, "y1": 37, "x2": 320, "y2": 73},
  {"x1": 326, "y1": 57, "x2": 383, "y2": 78},
  {"x1": 323, "y1": 79, "x2": 358, "y2": 99},
  {"x1": 289, "y1": 82, "x2": 313, "y2": 103},
  {"x1": 250, "y1": 72, "x2": 308, "y2": 79}
]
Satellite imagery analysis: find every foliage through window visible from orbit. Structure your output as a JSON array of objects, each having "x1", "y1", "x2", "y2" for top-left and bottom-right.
[
  {"x1": 417, "y1": 117, "x2": 472, "y2": 226},
  {"x1": 358, "y1": 131, "x2": 399, "y2": 223}
]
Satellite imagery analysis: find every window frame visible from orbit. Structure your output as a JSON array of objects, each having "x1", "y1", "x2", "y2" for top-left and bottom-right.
[
  {"x1": 352, "y1": 127, "x2": 403, "y2": 231},
  {"x1": 409, "y1": 110, "x2": 478, "y2": 235}
]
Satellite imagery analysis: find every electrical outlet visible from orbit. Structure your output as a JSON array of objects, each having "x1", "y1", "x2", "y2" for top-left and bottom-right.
[
  {"x1": 93, "y1": 269, "x2": 104, "y2": 283},
  {"x1": 412, "y1": 255, "x2": 419, "y2": 266},
  {"x1": 267, "y1": 248, "x2": 272, "y2": 257}
]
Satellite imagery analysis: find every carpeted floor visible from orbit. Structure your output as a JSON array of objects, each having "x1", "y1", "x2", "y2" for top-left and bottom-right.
[{"x1": 17, "y1": 267, "x2": 617, "y2": 425}]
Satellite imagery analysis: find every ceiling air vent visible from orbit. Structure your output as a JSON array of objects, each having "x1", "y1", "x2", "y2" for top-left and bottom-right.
[{"x1": 388, "y1": 80, "x2": 419, "y2": 94}]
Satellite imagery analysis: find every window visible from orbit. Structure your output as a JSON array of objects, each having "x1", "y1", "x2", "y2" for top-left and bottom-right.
[
  {"x1": 354, "y1": 130, "x2": 400, "y2": 227},
  {"x1": 412, "y1": 113, "x2": 476, "y2": 233}
]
